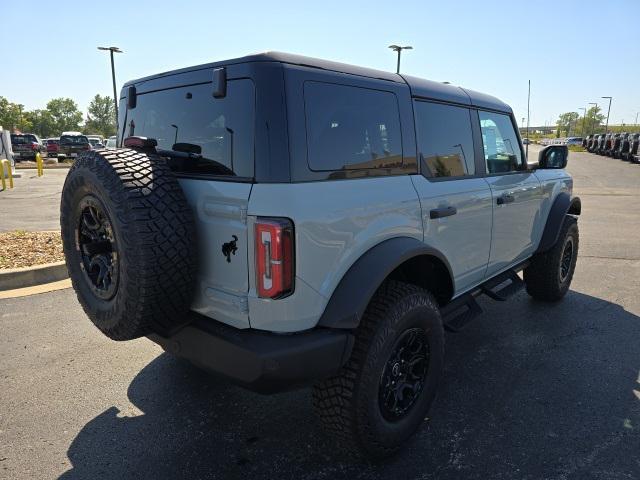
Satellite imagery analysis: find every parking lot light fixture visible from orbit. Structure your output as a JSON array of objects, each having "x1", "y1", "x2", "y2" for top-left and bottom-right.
[
  {"x1": 601, "y1": 96, "x2": 612, "y2": 134},
  {"x1": 98, "y1": 46, "x2": 123, "y2": 130},
  {"x1": 388, "y1": 45, "x2": 412, "y2": 74}
]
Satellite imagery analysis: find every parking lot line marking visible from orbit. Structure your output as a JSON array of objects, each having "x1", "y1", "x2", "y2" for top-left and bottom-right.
[{"x1": 0, "y1": 278, "x2": 72, "y2": 299}]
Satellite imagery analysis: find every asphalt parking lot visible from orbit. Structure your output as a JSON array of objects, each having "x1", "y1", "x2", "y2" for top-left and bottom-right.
[
  {"x1": 1, "y1": 146, "x2": 639, "y2": 479},
  {"x1": 0, "y1": 168, "x2": 68, "y2": 232}
]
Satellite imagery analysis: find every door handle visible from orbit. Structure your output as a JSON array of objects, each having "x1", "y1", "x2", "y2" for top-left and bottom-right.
[
  {"x1": 497, "y1": 194, "x2": 515, "y2": 205},
  {"x1": 430, "y1": 206, "x2": 457, "y2": 219}
]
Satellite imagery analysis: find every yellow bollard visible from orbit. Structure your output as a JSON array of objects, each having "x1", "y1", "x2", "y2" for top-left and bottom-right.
[
  {"x1": 1, "y1": 159, "x2": 13, "y2": 189},
  {"x1": 36, "y1": 152, "x2": 44, "y2": 177}
]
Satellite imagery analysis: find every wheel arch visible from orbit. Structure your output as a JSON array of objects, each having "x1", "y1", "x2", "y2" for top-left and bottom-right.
[
  {"x1": 536, "y1": 192, "x2": 581, "y2": 254},
  {"x1": 317, "y1": 237, "x2": 454, "y2": 330}
]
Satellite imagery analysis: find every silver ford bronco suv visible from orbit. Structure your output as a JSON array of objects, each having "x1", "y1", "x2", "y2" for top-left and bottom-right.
[{"x1": 60, "y1": 52, "x2": 581, "y2": 459}]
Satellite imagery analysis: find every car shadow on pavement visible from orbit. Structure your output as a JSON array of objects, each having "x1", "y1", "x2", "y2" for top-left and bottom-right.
[{"x1": 59, "y1": 290, "x2": 640, "y2": 480}]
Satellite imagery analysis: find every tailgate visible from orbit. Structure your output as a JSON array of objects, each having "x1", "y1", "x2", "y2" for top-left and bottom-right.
[{"x1": 178, "y1": 178, "x2": 252, "y2": 329}]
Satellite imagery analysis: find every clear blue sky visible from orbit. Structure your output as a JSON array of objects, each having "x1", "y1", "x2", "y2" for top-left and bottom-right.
[{"x1": 2, "y1": 0, "x2": 639, "y2": 127}]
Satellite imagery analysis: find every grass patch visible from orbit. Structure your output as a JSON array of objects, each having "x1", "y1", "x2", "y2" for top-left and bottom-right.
[{"x1": 568, "y1": 145, "x2": 586, "y2": 152}]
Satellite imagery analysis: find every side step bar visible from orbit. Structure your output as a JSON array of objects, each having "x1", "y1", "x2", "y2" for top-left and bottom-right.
[
  {"x1": 441, "y1": 263, "x2": 528, "y2": 332},
  {"x1": 481, "y1": 270, "x2": 525, "y2": 301}
]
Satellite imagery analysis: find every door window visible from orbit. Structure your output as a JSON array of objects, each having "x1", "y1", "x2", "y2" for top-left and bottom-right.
[
  {"x1": 414, "y1": 101, "x2": 475, "y2": 178},
  {"x1": 479, "y1": 111, "x2": 523, "y2": 174}
]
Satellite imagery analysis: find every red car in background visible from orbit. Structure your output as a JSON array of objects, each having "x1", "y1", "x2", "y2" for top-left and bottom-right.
[{"x1": 46, "y1": 138, "x2": 60, "y2": 157}]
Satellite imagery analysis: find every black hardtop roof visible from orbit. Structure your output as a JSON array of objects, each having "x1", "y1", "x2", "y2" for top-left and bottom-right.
[{"x1": 124, "y1": 51, "x2": 511, "y2": 113}]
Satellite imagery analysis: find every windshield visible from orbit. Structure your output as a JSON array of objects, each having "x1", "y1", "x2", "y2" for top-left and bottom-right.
[{"x1": 60, "y1": 135, "x2": 89, "y2": 145}]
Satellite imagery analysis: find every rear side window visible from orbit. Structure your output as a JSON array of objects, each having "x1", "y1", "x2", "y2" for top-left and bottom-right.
[
  {"x1": 126, "y1": 79, "x2": 255, "y2": 178},
  {"x1": 304, "y1": 82, "x2": 402, "y2": 172},
  {"x1": 414, "y1": 101, "x2": 475, "y2": 178},
  {"x1": 479, "y1": 111, "x2": 523, "y2": 174}
]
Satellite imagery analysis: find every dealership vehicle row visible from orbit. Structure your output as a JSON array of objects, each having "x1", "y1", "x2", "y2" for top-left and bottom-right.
[{"x1": 9, "y1": 132, "x2": 117, "y2": 160}]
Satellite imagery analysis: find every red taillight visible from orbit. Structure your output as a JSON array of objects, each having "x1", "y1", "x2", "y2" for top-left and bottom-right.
[
  {"x1": 255, "y1": 218, "x2": 294, "y2": 299},
  {"x1": 31, "y1": 143, "x2": 38, "y2": 150}
]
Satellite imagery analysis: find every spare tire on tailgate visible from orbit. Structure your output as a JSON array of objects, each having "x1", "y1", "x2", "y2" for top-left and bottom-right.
[{"x1": 60, "y1": 148, "x2": 197, "y2": 340}]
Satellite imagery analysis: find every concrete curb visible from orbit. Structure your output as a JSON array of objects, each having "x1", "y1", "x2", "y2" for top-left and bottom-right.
[{"x1": 0, "y1": 261, "x2": 69, "y2": 291}]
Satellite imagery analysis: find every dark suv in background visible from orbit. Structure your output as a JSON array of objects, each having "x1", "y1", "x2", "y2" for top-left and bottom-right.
[
  {"x1": 624, "y1": 133, "x2": 639, "y2": 162},
  {"x1": 58, "y1": 134, "x2": 91, "y2": 159},
  {"x1": 10, "y1": 133, "x2": 42, "y2": 160}
]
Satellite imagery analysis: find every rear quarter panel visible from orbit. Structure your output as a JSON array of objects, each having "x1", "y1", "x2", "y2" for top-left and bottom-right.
[{"x1": 247, "y1": 177, "x2": 423, "y2": 332}]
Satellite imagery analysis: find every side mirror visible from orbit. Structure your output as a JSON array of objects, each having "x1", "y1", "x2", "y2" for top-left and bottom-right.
[{"x1": 538, "y1": 145, "x2": 568, "y2": 169}]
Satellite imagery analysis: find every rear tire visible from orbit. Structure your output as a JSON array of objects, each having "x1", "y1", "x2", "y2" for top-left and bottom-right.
[
  {"x1": 524, "y1": 216, "x2": 579, "y2": 302},
  {"x1": 60, "y1": 148, "x2": 197, "y2": 340},
  {"x1": 313, "y1": 281, "x2": 444, "y2": 459}
]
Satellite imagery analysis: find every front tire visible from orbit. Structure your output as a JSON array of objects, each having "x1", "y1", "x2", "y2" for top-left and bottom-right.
[
  {"x1": 313, "y1": 281, "x2": 444, "y2": 459},
  {"x1": 524, "y1": 216, "x2": 579, "y2": 301}
]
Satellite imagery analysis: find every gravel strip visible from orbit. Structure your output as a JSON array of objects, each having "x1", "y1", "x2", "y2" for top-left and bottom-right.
[{"x1": 0, "y1": 231, "x2": 64, "y2": 269}]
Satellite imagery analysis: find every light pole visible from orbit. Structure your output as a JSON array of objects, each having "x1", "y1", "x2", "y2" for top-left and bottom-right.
[
  {"x1": 635, "y1": 111, "x2": 638, "y2": 128},
  {"x1": 578, "y1": 107, "x2": 586, "y2": 136},
  {"x1": 388, "y1": 45, "x2": 412, "y2": 74},
  {"x1": 601, "y1": 96, "x2": 612, "y2": 134},
  {"x1": 98, "y1": 46, "x2": 123, "y2": 129},
  {"x1": 588, "y1": 102, "x2": 598, "y2": 135}
]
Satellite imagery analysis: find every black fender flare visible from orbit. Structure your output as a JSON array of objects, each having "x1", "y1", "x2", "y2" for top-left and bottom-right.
[
  {"x1": 317, "y1": 237, "x2": 453, "y2": 330},
  {"x1": 536, "y1": 193, "x2": 581, "y2": 253}
]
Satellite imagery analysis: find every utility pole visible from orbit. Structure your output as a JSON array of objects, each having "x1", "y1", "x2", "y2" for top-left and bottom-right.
[
  {"x1": 526, "y1": 80, "x2": 530, "y2": 158},
  {"x1": 388, "y1": 45, "x2": 412, "y2": 74},
  {"x1": 601, "y1": 96, "x2": 612, "y2": 134},
  {"x1": 98, "y1": 46, "x2": 123, "y2": 129}
]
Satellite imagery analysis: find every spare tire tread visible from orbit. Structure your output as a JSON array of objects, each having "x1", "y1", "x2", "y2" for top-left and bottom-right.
[{"x1": 61, "y1": 148, "x2": 197, "y2": 340}]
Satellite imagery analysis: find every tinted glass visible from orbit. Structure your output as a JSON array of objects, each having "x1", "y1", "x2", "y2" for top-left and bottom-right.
[
  {"x1": 479, "y1": 111, "x2": 523, "y2": 174},
  {"x1": 126, "y1": 79, "x2": 254, "y2": 177},
  {"x1": 11, "y1": 134, "x2": 37, "y2": 144},
  {"x1": 60, "y1": 135, "x2": 89, "y2": 145},
  {"x1": 414, "y1": 101, "x2": 475, "y2": 178},
  {"x1": 304, "y1": 81, "x2": 402, "y2": 171}
]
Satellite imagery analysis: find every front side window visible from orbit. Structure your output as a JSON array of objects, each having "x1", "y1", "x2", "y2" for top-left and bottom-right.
[
  {"x1": 479, "y1": 111, "x2": 523, "y2": 174},
  {"x1": 127, "y1": 79, "x2": 255, "y2": 177},
  {"x1": 414, "y1": 101, "x2": 475, "y2": 178},
  {"x1": 304, "y1": 82, "x2": 402, "y2": 172}
]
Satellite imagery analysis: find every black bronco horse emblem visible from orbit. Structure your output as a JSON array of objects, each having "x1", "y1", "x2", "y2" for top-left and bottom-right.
[{"x1": 222, "y1": 235, "x2": 239, "y2": 263}]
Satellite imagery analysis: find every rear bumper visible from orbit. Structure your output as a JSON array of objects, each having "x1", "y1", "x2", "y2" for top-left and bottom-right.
[{"x1": 148, "y1": 314, "x2": 354, "y2": 393}]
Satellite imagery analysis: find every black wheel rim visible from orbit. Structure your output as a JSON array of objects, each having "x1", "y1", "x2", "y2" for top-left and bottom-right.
[
  {"x1": 379, "y1": 328, "x2": 429, "y2": 421},
  {"x1": 75, "y1": 196, "x2": 119, "y2": 300},
  {"x1": 559, "y1": 237, "x2": 574, "y2": 283}
]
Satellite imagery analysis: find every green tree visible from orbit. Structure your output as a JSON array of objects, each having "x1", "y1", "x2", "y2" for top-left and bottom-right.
[
  {"x1": 577, "y1": 106, "x2": 606, "y2": 135},
  {"x1": 0, "y1": 97, "x2": 31, "y2": 132},
  {"x1": 46, "y1": 97, "x2": 83, "y2": 133},
  {"x1": 556, "y1": 112, "x2": 579, "y2": 136},
  {"x1": 24, "y1": 109, "x2": 56, "y2": 138},
  {"x1": 84, "y1": 94, "x2": 116, "y2": 137}
]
